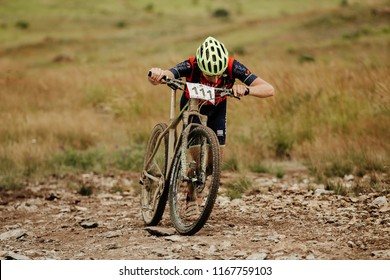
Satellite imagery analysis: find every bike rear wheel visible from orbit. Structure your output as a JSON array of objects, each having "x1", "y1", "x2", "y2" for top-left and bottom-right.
[
  {"x1": 169, "y1": 126, "x2": 220, "y2": 235},
  {"x1": 141, "y1": 123, "x2": 169, "y2": 226}
]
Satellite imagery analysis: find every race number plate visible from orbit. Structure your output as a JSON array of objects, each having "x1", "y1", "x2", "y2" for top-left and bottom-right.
[{"x1": 187, "y1": 82, "x2": 215, "y2": 104}]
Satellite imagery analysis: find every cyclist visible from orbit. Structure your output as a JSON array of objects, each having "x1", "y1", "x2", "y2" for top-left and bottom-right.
[
  {"x1": 148, "y1": 36, "x2": 274, "y2": 146},
  {"x1": 148, "y1": 36, "x2": 274, "y2": 218}
]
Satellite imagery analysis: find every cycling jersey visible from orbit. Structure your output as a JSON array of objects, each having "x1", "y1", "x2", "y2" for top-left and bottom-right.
[
  {"x1": 169, "y1": 57, "x2": 258, "y2": 146},
  {"x1": 170, "y1": 57, "x2": 257, "y2": 103}
]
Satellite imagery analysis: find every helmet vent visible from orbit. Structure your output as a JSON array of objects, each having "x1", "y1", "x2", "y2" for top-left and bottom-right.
[{"x1": 195, "y1": 36, "x2": 228, "y2": 76}]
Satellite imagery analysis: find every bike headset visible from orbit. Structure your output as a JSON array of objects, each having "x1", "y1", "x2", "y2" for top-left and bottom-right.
[{"x1": 196, "y1": 36, "x2": 228, "y2": 76}]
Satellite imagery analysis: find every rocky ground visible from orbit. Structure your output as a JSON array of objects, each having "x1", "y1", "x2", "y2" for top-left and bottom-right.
[{"x1": 1, "y1": 170, "x2": 389, "y2": 260}]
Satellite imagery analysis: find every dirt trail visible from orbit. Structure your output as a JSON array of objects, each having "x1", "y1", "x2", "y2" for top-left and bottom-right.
[{"x1": 1, "y1": 171, "x2": 389, "y2": 260}]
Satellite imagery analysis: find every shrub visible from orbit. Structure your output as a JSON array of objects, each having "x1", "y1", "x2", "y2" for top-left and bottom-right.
[
  {"x1": 325, "y1": 180, "x2": 348, "y2": 196},
  {"x1": 111, "y1": 144, "x2": 144, "y2": 171},
  {"x1": 213, "y1": 8, "x2": 230, "y2": 18},
  {"x1": 250, "y1": 162, "x2": 270, "y2": 174},
  {"x1": 50, "y1": 149, "x2": 104, "y2": 172},
  {"x1": 298, "y1": 54, "x2": 315, "y2": 64},
  {"x1": 223, "y1": 156, "x2": 240, "y2": 172},
  {"x1": 15, "y1": 20, "x2": 29, "y2": 29},
  {"x1": 225, "y1": 176, "x2": 252, "y2": 199},
  {"x1": 79, "y1": 185, "x2": 93, "y2": 196}
]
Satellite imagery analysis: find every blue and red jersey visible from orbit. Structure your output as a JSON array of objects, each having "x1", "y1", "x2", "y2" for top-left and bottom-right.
[{"x1": 169, "y1": 57, "x2": 257, "y2": 103}]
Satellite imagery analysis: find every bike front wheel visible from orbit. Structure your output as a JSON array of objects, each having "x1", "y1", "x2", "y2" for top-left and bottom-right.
[
  {"x1": 141, "y1": 123, "x2": 169, "y2": 226},
  {"x1": 169, "y1": 125, "x2": 221, "y2": 235}
]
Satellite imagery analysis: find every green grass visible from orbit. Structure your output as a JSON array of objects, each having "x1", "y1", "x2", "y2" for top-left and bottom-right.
[{"x1": 224, "y1": 176, "x2": 253, "y2": 200}]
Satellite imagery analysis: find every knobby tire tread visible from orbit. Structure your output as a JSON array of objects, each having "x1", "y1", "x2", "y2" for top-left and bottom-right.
[{"x1": 169, "y1": 126, "x2": 220, "y2": 235}]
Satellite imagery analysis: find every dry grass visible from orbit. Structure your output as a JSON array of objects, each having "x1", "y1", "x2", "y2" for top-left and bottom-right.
[{"x1": 0, "y1": 0, "x2": 389, "y2": 187}]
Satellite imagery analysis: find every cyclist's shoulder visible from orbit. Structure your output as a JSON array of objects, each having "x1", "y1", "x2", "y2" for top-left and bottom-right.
[
  {"x1": 176, "y1": 57, "x2": 197, "y2": 70},
  {"x1": 187, "y1": 56, "x2": 197, "y2": 66},
  {"x1": 230, "y1": 58, "x2": 252, "y2": 75},
  {"x1": 230, "y1": 58, "x2": 249, "y2": 69}
]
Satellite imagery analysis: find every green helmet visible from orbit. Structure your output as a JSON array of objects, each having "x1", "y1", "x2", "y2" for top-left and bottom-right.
[{"x1": 196, "y1": 36, "x2": 228, "y2": 76}]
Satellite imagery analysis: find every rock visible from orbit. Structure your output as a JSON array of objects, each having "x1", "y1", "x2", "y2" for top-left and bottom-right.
[
  {"x1": 325, "y1": 216, "x2": 338, "y2": 224},
  {"x1": 371, "y1": 196, "x2": 388, "y2": 208},
  {"x1": 379, "y1": 206, "x2": 390, "y2": 213},
  {"x1": 306, "y1": 254, "x2": 316, "y2": 260},
  {"x1": 144, "y1": 227, "x2": 176, "y2": 236},
  {"x1": 5, "y1": 252, "x2": 31, "y2": 260},
  {"x1": 350, "y1": 197, "x2": 359, "y2": 203},
  {"x1": 344, "y1": 175, "x2": 354, "y2": 181},
  {"x1": 219, "y1": 241, "x2": 232, "y2": 250},
  {"x1": 231, "y1": 199, "x2": 244, "y2": 206},
  {"x1": 151, "y1": 248, "x2": 169, "y2": 257},
  {"x1": 106, "y1": 243, "x2": 119, "y2": 250},
  {"x1": 207, "y1": 245, "x2": 218, "y2": 255},
  {"x1": 102, "y1": 230, "x2": 122, "y2": 238},
  {"x1": 165, "y1": 235, "x2": 184, "y2": 242},
  {"x1": 46, "y1": 193, "x2": 60, "y2": 201},
  {"x1": 275, "y1": 254, "x2": 301, "y2": 260},
  {"x1": 0, "y1": 229, "x2": 27, "y2": 241},
  {"x1": 371, "y1": 250, "x2": 390, "y2": 258},
  {"x1": 246, "y1": 252, "x2": 267, "y2": 260},
  {"x1": 267, "y1": 233, "x2": 285, "y2": 242},
  {"x1": 234, "y1": 251, "x2": 247, "y2": 258},
  {"x1": 60, "y1": 207, "x2": 71, "y2": 213},
  {"x1": 380, "y1": 218, "x2": 390, "y2": 225},
  {"x1": 337, "y1": 207, "x2": 356, "y2": 212},
  {"x1": 216, "y1": 196, "x2": 230, "y2": 206},
  {"x1": 15, "y1": 200, "x2": 39, "y2": 212},
  {"x1": 75, "y1": 206, "x2": 88, "y2": 212},
  {"x1": 314, "y1": 189, "x2": 328, "y2": 196},
  {"x1": 80, "y1": 221, "x2": 98, "y2": 229}
]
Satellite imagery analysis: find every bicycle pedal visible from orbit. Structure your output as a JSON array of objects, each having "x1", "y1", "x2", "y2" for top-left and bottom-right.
[{"x1": 190, "y1": 177, "x2": 198, "y2": 183}]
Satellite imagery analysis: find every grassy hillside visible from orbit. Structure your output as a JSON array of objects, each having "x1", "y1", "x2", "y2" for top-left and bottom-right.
[{"x1": 0, "y1": 0, "x2": 389, "y2": 188}]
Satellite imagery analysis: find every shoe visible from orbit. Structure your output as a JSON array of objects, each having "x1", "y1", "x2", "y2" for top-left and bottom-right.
[
  {"x1": 187, "y1": 161, "x2": 198, "y2": 180},
  {"x1": 185, "y1": 191, "x2": 200, "y2": 220},
  {"x1": 185, "y1": 200, "x2": 200, "y2": 221}
]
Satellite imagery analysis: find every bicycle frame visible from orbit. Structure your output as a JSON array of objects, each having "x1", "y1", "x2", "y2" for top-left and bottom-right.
[
  {"x1": 141, "y1": 86, "x2": 208, "y2": 187},
  {"x1": 140, "y1": 76, "x2": 239, "y2": 233}
]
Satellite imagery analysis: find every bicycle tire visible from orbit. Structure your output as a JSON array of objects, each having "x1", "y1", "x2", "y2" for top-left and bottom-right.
[
  {"x1": 141, "y1": 123, "x2": 169, "y2": 226},
  {"x1": 169, "y1": 125, "x2": 220, "y2": 235}
]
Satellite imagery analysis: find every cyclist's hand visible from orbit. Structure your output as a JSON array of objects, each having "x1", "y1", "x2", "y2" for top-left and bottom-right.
[
  {"x1": 148, "y1": 68, "x2": 166, "y2": 85},
  {"x1": 232, "y1": 84, "x2": 250, "y2": 98}
]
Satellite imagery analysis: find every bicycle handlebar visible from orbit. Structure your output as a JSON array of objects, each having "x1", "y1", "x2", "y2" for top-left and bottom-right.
[{"x1": 148, "y1": 71, "x2": 246, "y2": 99}]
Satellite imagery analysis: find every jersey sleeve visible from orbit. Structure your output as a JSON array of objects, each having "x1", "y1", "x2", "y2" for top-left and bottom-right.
[
  {"x1": 169, "y1": 59, "x2": 193, "y2": 79},
  {"x1": 232, "y1": 60, "x2": 258, "y2": 86}
]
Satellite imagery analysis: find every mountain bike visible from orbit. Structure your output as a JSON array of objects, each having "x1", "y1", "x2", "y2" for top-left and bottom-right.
[{"x1": 140, "y1": 73, "x2": 239, "y2": 235}]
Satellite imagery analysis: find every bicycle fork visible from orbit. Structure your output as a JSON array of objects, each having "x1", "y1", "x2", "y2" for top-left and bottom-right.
[{"x1": 180, "y1": 99, "x2": 208, "y2": 189}]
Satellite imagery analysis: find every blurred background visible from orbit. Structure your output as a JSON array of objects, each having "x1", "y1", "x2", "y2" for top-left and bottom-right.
[{"x1": 0, "y1": 0, "x2": 389, "y2": 189}]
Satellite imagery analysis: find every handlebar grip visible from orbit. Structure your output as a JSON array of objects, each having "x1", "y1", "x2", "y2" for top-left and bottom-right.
[
  {"x1": 148, "y1": 71, "x2": 169, "y2": 83},
  {"x1": 244, "y1": 87, "x2": 250, "y2": 96}
]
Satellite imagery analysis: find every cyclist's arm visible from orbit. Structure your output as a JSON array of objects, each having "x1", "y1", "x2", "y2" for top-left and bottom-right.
[
  {"x1": 243, "y1": 77, "x2": 275, "y2": 98},
  {"x1": 148, "y1": 68, "x2": 175, "y2": 85},
  {"x1": 231, "y1": 60, "x2": 275, "y2": 98}
]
